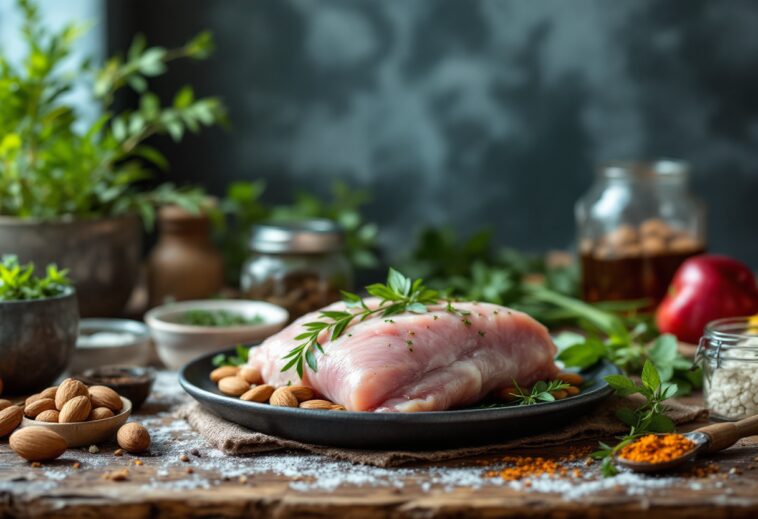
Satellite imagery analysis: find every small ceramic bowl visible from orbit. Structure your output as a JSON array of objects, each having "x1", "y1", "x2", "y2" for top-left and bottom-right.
[
  {"x1": 69, "y1": 319, "x2": 152, "y2": 375},
  {"x1": 20, "y1": 396, "x2": 132, "y2": 448},
  {"x1": 77, "y1": 366, "x2": 156, "y2": 411},
  {"x1": 145, "y1": 299, "x2": 288, "y2": 370}
]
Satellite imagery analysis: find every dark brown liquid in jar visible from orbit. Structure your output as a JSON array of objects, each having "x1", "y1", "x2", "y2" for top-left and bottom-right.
[{"x1": 580, "y1": 219, "x2": 705, "y2": 305}]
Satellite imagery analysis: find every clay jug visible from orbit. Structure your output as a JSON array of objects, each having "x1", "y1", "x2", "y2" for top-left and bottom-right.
[{"x1": 147, "y1": 205, "x2": 224, "y2": 307}]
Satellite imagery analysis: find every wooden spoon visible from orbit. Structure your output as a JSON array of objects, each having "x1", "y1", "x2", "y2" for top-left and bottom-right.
[{"x1": 615, "y1": 414, "x2": 758, "y2": 474}]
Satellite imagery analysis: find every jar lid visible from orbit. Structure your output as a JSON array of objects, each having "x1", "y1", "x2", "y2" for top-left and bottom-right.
[
  {"x1": 600, "y1": 160, "x2": 689, "y2": 180},
  {"x1": 248, "y1": 219, "x2": 346, "y2": 254}
]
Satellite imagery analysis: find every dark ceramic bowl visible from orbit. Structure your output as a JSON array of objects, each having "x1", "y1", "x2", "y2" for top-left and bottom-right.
[
  {"x1": 0, "y1": 287, "x2": 79, "y2": 395},
  {"x1": 77, "y1": 366, "x2": 156, "y2": 411}
]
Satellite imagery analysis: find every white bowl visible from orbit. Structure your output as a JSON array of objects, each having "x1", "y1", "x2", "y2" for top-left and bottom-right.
[
  {"x1": 68, "y1": 319, "x2": 152, "y2": 375},
  {"x1": 145, "y1": 300, "x2": 288, "y2": 370}
]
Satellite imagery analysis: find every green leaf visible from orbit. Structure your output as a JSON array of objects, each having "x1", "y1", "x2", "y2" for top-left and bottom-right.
[
  {"x1": 603, "y1": 374, "x2": 640, "y2": 396},
  {"x1": 647, "y1": 413, "x2": 675, "y2": 433},
  {"x1": 557, "y1": 337, "x2": 606, "y2": 369},
  {"x1": 641, "y1": 360, "x2": 661, "y2": 391},
  {"x1": 615, "y1": 407, "x2": 637, "y2": 427}
]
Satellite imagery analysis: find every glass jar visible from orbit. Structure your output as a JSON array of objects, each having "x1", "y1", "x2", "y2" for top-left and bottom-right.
[
  {"x1": 697, "y1": 317, "x2": 758, "y2": 421},
  {"x1": 575, "y1": 160, "x2": 705, "y2": 305},
  {"x1": 240, "y1": 219, "x2": 353, "y2": 320}
]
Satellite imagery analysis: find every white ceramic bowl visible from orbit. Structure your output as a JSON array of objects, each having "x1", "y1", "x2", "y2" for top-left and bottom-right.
[
  {"x1": 145, "y1": 300, "x2": 288, "y2": 370},
  {"x1": 21, "y1": 397, "x2": 132, "y2": 448},
  {"x1": 68, "y1": 319, "x2": 152, "y2": 375}
]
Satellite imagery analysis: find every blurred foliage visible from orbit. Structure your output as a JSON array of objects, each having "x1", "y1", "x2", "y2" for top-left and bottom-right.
[
  {"x1": 218, "y1": 180, "x2": 379, "y2": 285},
  {"x1": 0, "y1": 0, "x2": 225, "y2": 226},
  {"x1": 0, "y1": 254, "x2": 71, "y2": 301}
]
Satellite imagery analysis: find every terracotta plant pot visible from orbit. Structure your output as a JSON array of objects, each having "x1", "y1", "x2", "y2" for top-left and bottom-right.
[
  {"x1": 147, "y1": 205, "x2": 224, "y2": 308},
  {"x1": 0, "y1": 287, "x2": 79, "y2": 394},
  {"x1": 0, "y1": 215, "x2": 142, "y2": 317}
]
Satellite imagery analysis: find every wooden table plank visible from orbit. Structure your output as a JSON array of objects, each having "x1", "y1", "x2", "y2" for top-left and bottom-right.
[{"x1": 2, "y1": 372, "x2": 758, "y2": 518}]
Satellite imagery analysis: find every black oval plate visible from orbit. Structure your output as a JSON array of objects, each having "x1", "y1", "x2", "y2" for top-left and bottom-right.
[{"x1": 179, "y1": 347, "x2": 620, "y2": 449}]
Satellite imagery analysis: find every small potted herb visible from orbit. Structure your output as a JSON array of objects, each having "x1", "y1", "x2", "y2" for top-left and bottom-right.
[
  {"x1": 0, "y1": 0, "x2": 226, "y2": 316},
  {"x1": 0, "y1": 256, "x2": 78, "y2": 394}
]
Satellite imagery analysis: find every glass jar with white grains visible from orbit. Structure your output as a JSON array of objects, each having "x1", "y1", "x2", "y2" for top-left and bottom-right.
[{"x1": 697, "y1": 317, "x2": 758, "y2": 421}]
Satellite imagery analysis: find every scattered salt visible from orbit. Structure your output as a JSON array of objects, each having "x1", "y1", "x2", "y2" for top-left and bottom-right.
[{"x1": 77, "y1": 331, "x2": 138, "y2": 348}]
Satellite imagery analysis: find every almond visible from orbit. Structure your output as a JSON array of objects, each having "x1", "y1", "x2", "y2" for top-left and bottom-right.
[
  {"x1": 240, "y1": 384, "x2": 274, "y2": 403},
  {"x1": 59, "y1": 395, "x2": 92, "y2": 423},
  {"x1": 89, "y1": 407, "x2": 115, "y2": 421},
  {"x1": 218, "y1": 376, "x2": 250, "y2": 396},
  {"x1": 10, "y1": 427, "x2": 67, "y2": 461},
  {"x1": 24, "y1": 398, "x2": 56, "y2": 418},
  {"x1": 117, "y1": 422, "x2": 151, "y2": 453},
  {"x1": 286, "y1": 385, "x2": 314, "y2": 402},
  {"x1": 55, "y1": 378, "x2": 89, "y2": 410},
  {"x1": 299, "y1": 399, "x2": 334, "y2": 410},
  {"x1": 0, "y1": 405, "x2": 23, "y2": 437},
  {"x1": 35, "y1": 410, "x2": 60, "y2": 423},
  {"x1": 210, "y1": 366, "x2": 239, "y2": 383},
  {"x1": 88, "y1": 386, "x2": 123, "y2": 412},
  {"x1": 269, "y1": 387, "x2": 298, "y2": 408},
  {"x1": 25, "y1": 394, "x2": 42, "y2": 407},
  {"x1": 0, "y1": 399, "x2": 12, "y2": 411},
  {"x1": 558, "y1": 372, "x2": 584, "y2": 387},
  {"x1": 238, "y1": 366, "x2": 263, "y2": 385},
  {"x1": 330, "y1": 404, "x2": 347, "y2": 411},
  {"x1": 39, "y1": 386, "x2": 58, "y2": 400}
]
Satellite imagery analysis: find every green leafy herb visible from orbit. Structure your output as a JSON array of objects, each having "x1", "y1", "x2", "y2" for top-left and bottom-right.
[
  {"x1": 211, "y1": 344, "x2": 250, "y2": 367},
  {"x1": 0, "y1": 0, "x2": 225, "y2": 226},
  {"x1": 592, "y1": 360, "x2": 678, "y2": 476},
  {"x1": 509, "y1": 379, "x2": 571, "y2": 406},
  {"x1": 0, "y1": 255, "x2": 71, "y2": 301},
  {"x1": 282, "y1": 268, "x2": 444, "y2": 378},
  {"x1": 180, "y1": 310, "x2": 264, "y2": 327}
]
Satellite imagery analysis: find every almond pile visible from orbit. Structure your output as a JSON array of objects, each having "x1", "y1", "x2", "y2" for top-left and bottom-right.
[
  {"x1": 210, "y1": 366, "x2": 346, "y2": 410},
  {"x1": 0, "y1": 377, "x2": 151, "y2": 463},
  {"x1": 24, "y1": 378, "x2": 124, "y2": 424}
]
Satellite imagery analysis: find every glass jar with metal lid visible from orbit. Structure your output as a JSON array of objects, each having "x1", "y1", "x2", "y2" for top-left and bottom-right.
[
  {"x1": 576, "y1": 160, "x2": 706, "y2": 306},
  {"x1": 240, "y1": 219, "x2": 353, "y2": 320},
  {"x1": 696, "y1": 317, "x2": 758, "y2": 421}
]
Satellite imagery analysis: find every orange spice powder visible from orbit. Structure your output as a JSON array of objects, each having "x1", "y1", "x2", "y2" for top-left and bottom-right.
[
  {"x1": 484, "y1": 446, "x2": 592, "y2": 481},
  {"x1": 617, "y1": 434, "x2": 696, "y2": 464}
]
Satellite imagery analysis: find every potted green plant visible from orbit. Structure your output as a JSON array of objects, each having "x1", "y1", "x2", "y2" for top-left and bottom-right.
[
  {"x1": 0, "y1": 0, "x2": 226, "y2": 316},
  {"x1": 0, "y1": 256, "x2": 78, "y2": 394}
]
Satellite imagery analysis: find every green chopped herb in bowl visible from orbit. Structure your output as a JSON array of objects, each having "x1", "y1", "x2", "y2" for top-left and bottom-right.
[{"x1": 179, "y1": 309, "x2": 264, "y2": 327}]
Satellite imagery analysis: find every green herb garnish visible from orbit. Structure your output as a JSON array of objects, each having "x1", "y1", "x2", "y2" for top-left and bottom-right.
[
  {"x1": 181, "y1": 309, "x2": 263, "y2": 327},
  {"x1": 0, "y1": 255, "x2": 71, "y2": 301},
  {"x1": 282, "y1": 268, "x2": 446, "y2": 378},
  {"x1": 592, "y1": 360, "x2": 678, "y2": 477},
  {"x1": 211, "y1": 344, "x2": 250, "y2": 367},
  {"x1": 509, "y1": 379, "x2": 572, "y2": 406}
]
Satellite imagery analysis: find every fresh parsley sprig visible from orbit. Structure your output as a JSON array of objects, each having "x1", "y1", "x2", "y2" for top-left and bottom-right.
[
  {"x1": 509, "y1": 380, "x2": 572, "y2": 406},
  {"x1": 282, "y1": 268, "x2": 442, "y2": 378},
  {"x1": 592, "y1": 360, "x2": 679, "y2": 477}
]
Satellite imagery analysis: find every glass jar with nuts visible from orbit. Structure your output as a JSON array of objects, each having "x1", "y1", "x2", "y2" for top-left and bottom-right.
[
  {"x1": 576, "y1": 160, "x2": 705, "y2": 305},
  {"x1": 241, "y1": 219, "x2": 353, "y2": 320}
]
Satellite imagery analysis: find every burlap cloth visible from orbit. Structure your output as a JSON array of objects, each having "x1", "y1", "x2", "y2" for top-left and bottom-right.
[{"x1": 176, "y1": 396, "x2": 708, "y2": 467}]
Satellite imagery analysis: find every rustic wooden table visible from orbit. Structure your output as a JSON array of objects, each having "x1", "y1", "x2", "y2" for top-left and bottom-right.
[{"x1": 2, "y1": 372, "x2": 758, "y2": 519}]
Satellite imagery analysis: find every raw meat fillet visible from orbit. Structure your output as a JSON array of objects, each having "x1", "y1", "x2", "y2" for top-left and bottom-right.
[{"x1": 247, "y1": 300, "x2": 559, "y2": 412}]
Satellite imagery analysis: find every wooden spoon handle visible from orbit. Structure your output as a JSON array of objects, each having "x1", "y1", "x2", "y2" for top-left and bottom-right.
[{"x1": 697, "y1": 414, "x2": 758, "y2": 453}]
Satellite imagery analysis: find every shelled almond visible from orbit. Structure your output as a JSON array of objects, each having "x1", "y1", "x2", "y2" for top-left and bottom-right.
[
  {"x1": 210, "y1": 368, "x2": 346, "y2": 410},
  {"x1": 22, "y1": 379, "x2": 126, "y2": 425}
]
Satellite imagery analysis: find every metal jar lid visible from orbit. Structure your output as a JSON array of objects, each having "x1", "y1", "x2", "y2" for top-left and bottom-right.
[{"x1": 248, "y1": 219, "x2": 346, "y2": 254}]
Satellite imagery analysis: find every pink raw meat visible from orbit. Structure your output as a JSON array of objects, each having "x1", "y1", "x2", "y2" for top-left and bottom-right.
[{"x1": 247, "y1": 300, "x2": 559, "y2": 412}]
